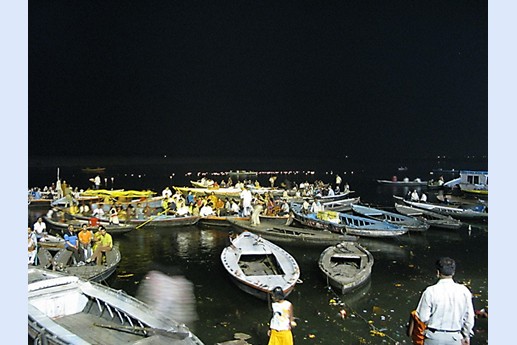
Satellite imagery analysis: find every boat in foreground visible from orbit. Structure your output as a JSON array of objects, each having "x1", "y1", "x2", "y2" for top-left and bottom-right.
[
  {"x1": 227, "y1": 218, "x2": 357, "y2": 246},
  {"x1": 351, "y1": 204, "x2": 429, "y2": 232},
  {"x1": 28, "y1": 267, "x2": 205, "y2": 345},
  {"x1": 50, "y1": 246, "x2": 121, "y2": 282},
  {"x1": 220, "y1": 231, "x2": 300, "y2": 300},
  {"x1": 318, "y1": 241, "x2": 374, "y2": 294}
]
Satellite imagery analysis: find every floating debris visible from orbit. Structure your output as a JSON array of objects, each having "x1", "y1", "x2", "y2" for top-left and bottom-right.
[{"x1": 234, "y1": 332, "x2": 252, "y2": 340}]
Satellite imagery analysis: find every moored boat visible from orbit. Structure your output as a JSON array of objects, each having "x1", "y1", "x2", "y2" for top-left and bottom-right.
[
  {"x1": 43, "y1": 215, "x2": 135, "y2": 235},
  {"x1": 351, "y1": 204, "x2": 429, "y2": 232},
  {"x1": 393, "y1": 196, "x2": 488, "y2": 221},
  {"x1": 318, "y1": 241, "x2": 374, "y2": 294},
  {"x1": 320, "y1": 196, "x2": 361, "y2": 212},
  {"x1": 377, "y1": 178, "x2": 428, "y2": 186},
  {"x1": 220, "y1": 231, "x2": 300, "y2": 300},
  {"x1": 227, "y1": 218, "x2": 357, "y2": 246},
  {"x1": 290, "y1": 202, "x2": 408, "y2": 238},
  {"x1": 394, "y1": 203, "x2": 463, "y2": 230},
  {"x1": 51, "y1": 246, "x2": 121, "y2": 282},
  {"x1": 28, "y1": 267, "x2": 205, "y2": 345}
]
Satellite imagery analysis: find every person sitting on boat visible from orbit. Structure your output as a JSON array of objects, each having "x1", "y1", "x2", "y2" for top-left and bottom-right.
[
  {"x1": 327, "y1": 186, "x2": 335, "y2": 197},
  {"x1": 279, "y1": 199, "x2": 290, "y2": 216},
  {"x1": 185, "y1": 191, "x2": 195, "y2": 206},
  {"x1": 64, "y1": 224, "x2": 81, "y2": 265},
  {"x1": 162, "y1": 186, "x2": 173, "y2": 198},
  {"x1": 229, "y1": 199, "x2": 241, "y2": 215},
  {"x1": 78, "y1": 224, "x2": 94, "y2": 262},
  {"x1": 92, "y1": 205, "x2": 105, "y2": 219},
  {"x1": 420, "y1": 193, "x2": 428, "y2": 203},
  {"x1": 200, "y1": 202, "x2": 215, "y2": 217},
  {"x1": 411, "y1": 190, "x2": 420, "y2": 202},
  {"x1": 33, "y1": 216, "x2": 47, "y2": 242},
  {"x1": 28, "y1": 227, "x2": 38, "y2": 265},
  {"x1": 310, "y1": 200, "x2": 324, "y2": 214},
  {"x1": 302, "y1": 199, "x2": 311, "y2": 214},
  {"x1": 108, "y1": 204, "x2": 120, "y2": 225},
  {"x1": 78, "y1": 202, "x2": 90, "y2": 215},
  {"x1": 87, "y1": 226, "x2": 112, "y2": 266}
]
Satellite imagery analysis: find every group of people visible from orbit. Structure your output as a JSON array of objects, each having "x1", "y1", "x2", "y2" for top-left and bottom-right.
[{"x1": 28, "y1": 216, "x2": 113, "y2": 267}]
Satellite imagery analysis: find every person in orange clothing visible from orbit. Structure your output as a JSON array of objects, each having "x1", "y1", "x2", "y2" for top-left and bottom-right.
[{"x1": 78, "y1": 224, "x2": 94, "y2": 263}]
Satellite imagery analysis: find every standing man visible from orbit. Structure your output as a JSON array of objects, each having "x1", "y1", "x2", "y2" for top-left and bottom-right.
[
  {"x1": 94, "y1": 175, "x2": 101, "y2": 189},
  {"x1": 415, "y1": 257, "x2": 475, "y2": 345}
]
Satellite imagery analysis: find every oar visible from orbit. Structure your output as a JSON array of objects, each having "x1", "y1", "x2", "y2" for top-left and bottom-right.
[
  {"x1": 93, "y1": 323, "x2": 189, "y2": 339},
  {"x1": 136, "y1": 208, "x2": 170, "y2": 230}
]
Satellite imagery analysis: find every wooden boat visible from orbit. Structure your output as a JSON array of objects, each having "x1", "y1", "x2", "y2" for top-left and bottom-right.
[
  {"x1": 131, "y1": 214, "x2": 201, "y2": 228},
  {"x1": 81, "y1": 166, "x2": 106, "y2": 174},
  {"x1": 220, "y1": 231, "x2": 301, "y2": 300},
  {"x1": 190, "y1": 179, "x2": 215, "y2": 188},
  {"x1": 197, "y1": 215, "x2": 250, "y2": 227},
  {"x1": 321, "y1": 197, "x2": 361, "y2": 212},
  {"x1": 227, "y1": 170, "x2": 258, "y2": 179},
  {"x1": 394, "y1": 203, "x2": 463, "y2": 230},
  {"x1": 68, "y1": 211, "x2": 200, "y2": 228},
  {"x1": 377, "y1": 178, "x2": 428, "y2": 186},
  {"x1": 393, "y1": 196, "x2": 488, "y2": 221},
  {"x1": 318, "y1": 241, "x2": 374, "y2": 294},
  {"x1": 351, "y1": 204, "x2": 429, "y2": 232},
  {"x1": 290, "y1": 202, "x2": 408, "y2": 238},
  {"x1": 51, "y1": 246, "x2": 121, "y2": 282},
  {"x1": 227, "y1": 218, "x2": 358, "y2": 246},
  {"x1": 259, "y1": 213, "x2": 292, "y2": 225},
  {"x1": 43, "y1": 215, "x2": 135, "y2": 235},
  {"x1": 37, "y1": 234, "x2": 66, "y2": 251},
  {"x1": 28, "y1": 267, "x2": 205, "y2": 345},
  {"x1": 174, "y1": 186, "x2": 242, "y2": 198}
]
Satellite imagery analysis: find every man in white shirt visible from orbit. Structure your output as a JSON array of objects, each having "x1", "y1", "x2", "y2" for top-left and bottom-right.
[
  {"x1": 415, "y1": 257, "x2": 475, "y2": 345},
  {"x1": 33, "y1": 217, "x2": 47, "y2": 241}
]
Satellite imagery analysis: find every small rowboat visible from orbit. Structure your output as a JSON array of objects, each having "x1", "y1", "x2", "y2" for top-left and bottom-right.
[
  {"x1": 220, "y1": 231, "x2": 300, "y2": 300},
  {"x1": 319, "y1": 241, "x2": 374, "y2": 294}
]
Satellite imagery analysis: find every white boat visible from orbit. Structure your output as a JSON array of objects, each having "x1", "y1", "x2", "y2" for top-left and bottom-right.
[
  {"x1": 320, "y1": 197, "x2": 361, "y2": 212},
  {"x1": 220, "y1": 231, "x2": 300, "y2": 300},
  {"x1": 318, "y1": 241, "x2": 374, "y2": 294},
  {"x1": 393, "y1": 196, "x2": 488, "y2": 221},
  {"x1": 28, "y1": 267, "x2": 205, "y2": 345},
  {"x1": 394, "y1": 203, "x2": 462, "y2": 230}
]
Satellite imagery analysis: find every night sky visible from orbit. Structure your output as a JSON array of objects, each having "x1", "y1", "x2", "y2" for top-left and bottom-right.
[{"x1": 28, "y1": 1, "x2": 487, "y2": 160}]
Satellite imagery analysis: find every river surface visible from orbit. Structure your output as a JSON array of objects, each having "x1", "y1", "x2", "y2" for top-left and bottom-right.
[{"x1": 28, "y1": 156, "x2": 488, "y2": 344}]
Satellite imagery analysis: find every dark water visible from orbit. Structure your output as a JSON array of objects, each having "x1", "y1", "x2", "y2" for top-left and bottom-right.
[{"x1": 28, "y1": 156, "x2": 488, "y2": 344}]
